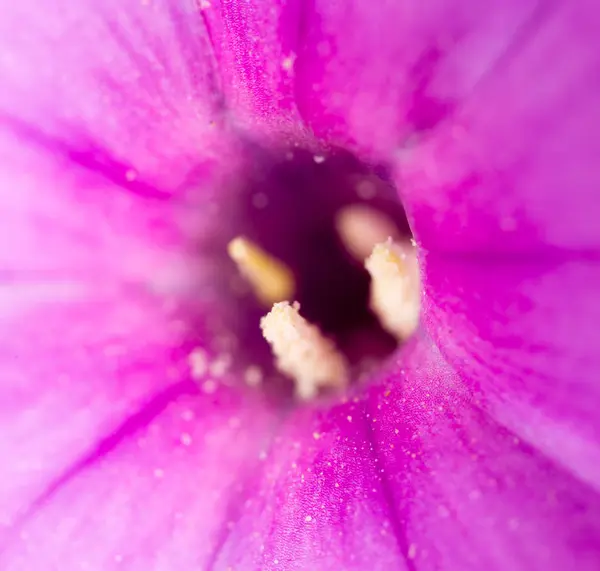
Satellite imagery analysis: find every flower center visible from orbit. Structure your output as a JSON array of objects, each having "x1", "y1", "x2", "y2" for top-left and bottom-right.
[{"x1": 198, "y1": 145, "x2": 419, "y2": 401}]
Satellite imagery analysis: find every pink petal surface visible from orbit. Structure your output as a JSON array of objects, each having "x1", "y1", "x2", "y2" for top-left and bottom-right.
[
  {"x1": 4, "y1": 339, "x2": 599, "y2": 570},
  {"x1": 0, "y1": 382, "x2": 278, "y2": 570},
  {"x1": 422, "y1": 256, "x2": 600, "y2": 492},
  {"x1": 399, "y1": 0, "x2": 600, "y2": 252},
  {"x1": 0, "y1": 0, "x2": 224, "y2": 190},
  {"x1": 294, "y1": 0, "x2": 541, "y2": 157},
  {"x1": 0, "y1": 286, "x2": 191, "y2": 529},
  {"x1": 365, "y1": 339, "x2": 600, "y2": 571},
  {"x1": 0, "y1": 130, "x2": 183, "y2": 278},
  {"x1": 200, "y1": 0, "x2": 306, "y2": 135},
  {"x1": 208, "y1": 339, "x2": 600, "y2": 571}
]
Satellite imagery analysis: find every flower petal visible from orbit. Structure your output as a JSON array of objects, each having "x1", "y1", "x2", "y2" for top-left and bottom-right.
[
  {"x1": 422, "y1": 254, "x2": 600, "y2": 494},
  {"x1": 0, "y1": 381, "x2": 278, "y2": 569},
  {"x1": 295, "y1": 0, "x2": 541, "y2": 157},
  {"x1": 201, "y1": 339, "x2": 600, "y2": 570},
  {"x1": 6, "y1": 336, "x2": 598, "y2": 570},
  {"x1": 213, "y1": 403, "x2": 408, "y2": 570},
  {"x1": 0, "y1": 284, "x2": 190, "y2": 529},
  {"x1": 0, "y1": 130, "x2": 189, "y2": 280},
  {"x1": 400, "y1": 0, "x2": 600, "y2": 252},
  {"x1": 0, "y1": 131, "x2": 274, "y2": 565},
  {"x1": 0, "y1": 0, "x2": 224, "y2": 190},
  {"x1": 369, "y1": 339, "x2": 600, "y2": 571}
]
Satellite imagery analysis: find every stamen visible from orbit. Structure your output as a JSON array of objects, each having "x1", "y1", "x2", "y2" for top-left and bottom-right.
[
  {"x1": 335, "y1": 205, "x2": 400, "y2": 262},
  {"x1": 260, "y1": 301, "x2": 349, "y2": 400},
  {"x1": 365, "y1": 240, "x2": 420, "y2": 340},
  {"x1": 227, "y1": 236, "x2": 296, "y2": 306}
]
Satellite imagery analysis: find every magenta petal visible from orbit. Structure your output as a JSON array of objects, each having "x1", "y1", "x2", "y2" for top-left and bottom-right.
[
  {"x1": 199, "y1": 0, "x2": 306, "y2": 136},
  {"x1": 0, "y1": 384, "x2": 277, "y2": 569},
  {"x1": 295, "y1": 0, "x2": 541, "y2": 157},
  {"x1": 422, "y1": 254, "x2": 600, "y2": 493},
  {"x1": 199, "y1": 339, "x2": 600, "y2": 571},
  {"x1": 399, "y1": 0, "x2": 600, "y2": 251},
  {"x1": 0, "y1": 131, "x2": 192, "y2": 278},
  {"x1": 368, "y1": 340, "x2": 600, "y2": 571},
  {"x1": 0, "y1": 287, "x2": 192, "y2": 529},
  {"x1": 214, "y1": 406, "x2": 408, "y2": 570},
  {"x1": 0, "y1": 0, "x2": 266, "y2": 550},
  {"x1": 0, "y1": 0, "x2": 224, "y2": 190}
]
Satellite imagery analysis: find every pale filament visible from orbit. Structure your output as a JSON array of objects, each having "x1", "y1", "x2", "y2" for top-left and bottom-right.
[
  {"x1": 335, "y1": 204, "x2": 400, "y2": 262},
  {"x1": 227, "y1": 236, "x2": 295, "y2": 307}
]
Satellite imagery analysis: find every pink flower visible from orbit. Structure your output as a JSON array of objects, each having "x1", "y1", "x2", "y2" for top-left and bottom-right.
[{"x1": 1, "y1": 0, "x2": 599, "y2": 569}]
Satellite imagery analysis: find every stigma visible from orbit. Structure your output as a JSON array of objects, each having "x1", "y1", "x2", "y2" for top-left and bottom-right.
[
  {"x1": 365, "y1": 239, "x2": 420, "y2": 340},
  {"x1": 227, "y1": 236, "x2": 295, "y2": 306},
  {"x1": 260, "y1": 301, "x2": 349, "y2": 400}
]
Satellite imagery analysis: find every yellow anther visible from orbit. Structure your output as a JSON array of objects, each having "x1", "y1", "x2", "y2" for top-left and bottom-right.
[
  {"x1": 227, "y1": 236, "x2": 295, "y2": 307},
  {"x1": 261, "y1": 301, "x2": 348, "y2": 400},
  {"x1": 365, "y1": 240, "x2": 420, "y2": 340},
  {"x1": 335, "y1": 204, "x2": 400, "y2": 262}
]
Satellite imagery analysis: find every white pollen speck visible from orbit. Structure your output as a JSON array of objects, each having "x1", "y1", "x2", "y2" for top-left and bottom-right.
[
  {"x1": 313, "y1": 432, "x2": 321, "y2": 440},
  {"x1": 347, "y1": 415, "x2": 353, "y2": 422},
  {"x1": 305, "y1": 515, "x2": 313, "y2": 522},
  {"x1": 313, "y1": 154, "x2": 326, "y2": 163},
  {"x1": 356, "y1": 178, "x2": 377, "y2": 199},
  {"x1": 210, "y1": 354, "x2": 232, "y2": 377},
  {"x1": 199, "y1": 0, "x2": 211, "y2": 9},
  {"x1": 188, "y1": 348, "x2": 208, "y2": 379},
  {"x1": 281, "y1": 53, "x2": 296, "y2": 71},
  {"x1": 244, "y1": 365, "x2": 264, "y2": 386},
  {"x1": 180, "y1": 433, "x2": 193, "y2": 446},
  {"x1": 125, "y1": 169, "x2": 137, "y2": 181},
  {"x1": 408, "y1": 544, "x2": 417, "y2": 559},
  {"x1": 181, "y1": 409, "x2": 195, "y2": 422},
  {"x1": 335, "y1": 482, "x2": 340, "y2": 488},
  {"x1": 202, "y1": 379, "x2": 217, "y2": 394}
]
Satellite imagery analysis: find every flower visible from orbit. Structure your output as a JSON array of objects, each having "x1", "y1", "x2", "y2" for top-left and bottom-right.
[{"x1": 1, "y1": 0, "x2": 600, "y2": 570}]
